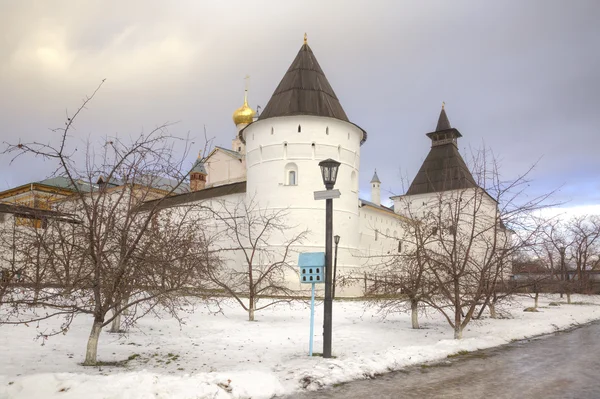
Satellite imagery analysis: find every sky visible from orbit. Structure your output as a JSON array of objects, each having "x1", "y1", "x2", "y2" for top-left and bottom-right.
[{"x1": 0, "y1": 0, "x2": 599, "y2": 211}]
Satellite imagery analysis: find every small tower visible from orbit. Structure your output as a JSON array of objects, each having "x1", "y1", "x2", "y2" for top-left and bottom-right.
[
  {"x1": 189, "y1": 156, "x2": 207, "y2": 191},
  {"x1": 404, "y1": 103, "x2": 477, "y2": 195},
  {"x1": 426, "y1": 102, "x2": 462, "y2": 148},
  {"x1": 232, "y1": 76, "x2": 256, "y2": 154},
  {"x1": 371, "y1": 170, "x2": 381, "y2": 205}
]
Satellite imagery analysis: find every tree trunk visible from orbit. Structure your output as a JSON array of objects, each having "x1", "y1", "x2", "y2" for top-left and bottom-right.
[
  {"x1": 567, "y1": 292, "x2": 571, "y2": 304},
  {"x1": 248, "y1": 297, "x2": 255, "y2": 321},
  {"x1": 122, "y1": 295, "x2": 130, "y2": 315},
  {"x1": 109, "y1": 309, "x2": 121, "y2": 333},
  {"x1": 489, "y1": 302, "x2": 497, "y2": 319},
  {"x1": 84, "y1": 321, "x2": 103, "y2": 365},
  {"x1": 109, "y1": 297, "x2": 128, "y2": 333},
  {"x1": 534, "y1": 292, "x2": 539, "y2": 309},
  {"x1": 410, "y1": 299, "x2": 419, "y2": 329},
  {"x1": 454, "y1": 324, "x2": 463, "y2": 339}
]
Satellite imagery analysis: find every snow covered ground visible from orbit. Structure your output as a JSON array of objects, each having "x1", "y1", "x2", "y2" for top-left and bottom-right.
[{"x1": 1, "y1": 294, "x2": 600, "y2": 399}]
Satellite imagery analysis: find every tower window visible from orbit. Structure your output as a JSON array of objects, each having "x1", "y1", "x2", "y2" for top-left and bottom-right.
[
  {"x1": 298, "y1": 125, "x2": 301, "y2": 133},
  {"x1": 375, "y1": 229, "x2": 379, "y2": 241},
  {"x1": 271, "y1": 127, "x2": 274, "y2": 135},
  {"x1": 326, "y1": 127, "x2": 329, "y2": 135},
  {"x1": 238, "y1": 147, "x2": 241, "y2": 152},
  {"x1": 398, "y1": 241, "x2": 402, "y2": 253},
  {"x1": 285, "y1": 162, "x2": 298, "y2": 186}
]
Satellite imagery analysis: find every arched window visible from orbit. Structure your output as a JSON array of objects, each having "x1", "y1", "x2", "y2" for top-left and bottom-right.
[
  {"x1": 298, "y1": 125, "x2": 301, "y2": 133},
  {"x1": 271, "y1": 127, "x2": 274, "y2": 135},
  {"x1": 326, "y1": 127, "x2": 329, "y2": 135},
  {"x1": 284, "y1": 162, "x2": 298, "y2": 186},
  {"x1": 375, "y1": 229, "x2": 379, "y2": 241}
]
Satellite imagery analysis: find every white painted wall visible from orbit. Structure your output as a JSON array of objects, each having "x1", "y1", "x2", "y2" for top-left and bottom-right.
[
  {"x1": 204, "y1": 150, "x2": 246, "y2": 187},
  {"x1": 242, "y1": 115, "x2": 366, "y2": 295}
]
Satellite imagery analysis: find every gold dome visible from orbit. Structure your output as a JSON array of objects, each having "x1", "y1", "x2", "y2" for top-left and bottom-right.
[{"x1": 232, "y1": 91, "x2": 256, "y2": 125}]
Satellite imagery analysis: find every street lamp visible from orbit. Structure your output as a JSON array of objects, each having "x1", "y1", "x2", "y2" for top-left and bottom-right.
[
  {"x1": 318, "y1": 158, "x2": 340, "y2": 359},
  {"x1": 318, "y1": 159, "x2": 341, "y2": 190},
  {"x1": 333, "y1": 235, "x2": 340, "y2": 299}
]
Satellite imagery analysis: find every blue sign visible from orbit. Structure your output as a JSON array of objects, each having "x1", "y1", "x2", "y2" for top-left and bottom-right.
[
  {"x1": 298, "y1": 252, "x2": 326, "y2": 356},
  {"x1": 298, "y1": 252, "x2": 325, "y2": 284}
]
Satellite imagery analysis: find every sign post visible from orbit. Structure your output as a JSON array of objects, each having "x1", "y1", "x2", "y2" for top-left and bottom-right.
[{"x1": 298, "y1": 252, "x2": 325, "y2": 356}]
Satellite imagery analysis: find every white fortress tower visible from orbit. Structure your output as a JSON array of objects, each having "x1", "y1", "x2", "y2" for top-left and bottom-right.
[{"x1": 238, "y1": 35, "x2": 367, "y2": 287}]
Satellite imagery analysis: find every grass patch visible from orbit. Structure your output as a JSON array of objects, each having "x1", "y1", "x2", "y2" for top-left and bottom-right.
[
  {"x1": 83, "y1": 360, "x2": 128, "y2": 367},
  {"x1": 420, "y1": 362, "x2": 452, "y2": 370},
  {"x1": 548, "y1": 302, "x2": 561, "y2": 306},
  {"x1": 523, "y1": 307, "x2": 539, "y2": 312},
  {"x1": 310, "y1": 352, "x2": 338, "y2": 359},
  {"x1": 447, "y1": 350, "x2": 470, "y2": 358},
  {"x1": 81, "y1": 353, "x2": 142, "y2": 367}
]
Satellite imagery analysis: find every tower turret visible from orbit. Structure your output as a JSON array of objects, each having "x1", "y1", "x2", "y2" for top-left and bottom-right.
[
  {"x1": 371, "y1": 169, "x2": 381, "y2": 205},
  {"x1": 189, "y1": 155, "x2": 207, "y2": 191},
  {"x1": 405, "y1": 104, "x2": 476, "y2": 195},
  {"x1": 426, "y1": 102, "x2": 462, "y2": 147}
]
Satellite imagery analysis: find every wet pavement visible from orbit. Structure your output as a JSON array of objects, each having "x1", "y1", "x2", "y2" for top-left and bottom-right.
[{"x1": 287, "y1": 322, "x2": 600, "y2": 399}]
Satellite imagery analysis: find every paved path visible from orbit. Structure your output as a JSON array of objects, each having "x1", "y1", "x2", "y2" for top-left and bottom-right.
[{"x1": 287, "y1": 322, "x2": 600, "y2": 399}]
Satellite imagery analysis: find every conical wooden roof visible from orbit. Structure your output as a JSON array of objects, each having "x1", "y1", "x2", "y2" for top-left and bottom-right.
[
  {"x1": 406, "y1": 108, "x2": 477, "y2": 195},
  {"x1": 436, "y1": 107, "x2": 451, "y2": 131},
  {"x1": 406, "y1": 145, "x2": 477, "y2": 195},
  {"x1": 259, "y1": 43, "x2": 349, "y2": 121}
]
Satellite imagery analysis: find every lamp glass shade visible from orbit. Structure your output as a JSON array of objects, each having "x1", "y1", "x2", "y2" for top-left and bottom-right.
[{"x1": 318, "y1": 158, "x2": 341, "y2": 190}]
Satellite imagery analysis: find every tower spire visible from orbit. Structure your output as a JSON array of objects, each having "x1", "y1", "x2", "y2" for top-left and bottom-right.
[
  {"x1": 244, "y1": 75, "x2": 250, "y2": 104},
  {"x1": 427, "y1": 104, "x2": 461, "y2": 147},
  {"x1": 371, "y1": 169, "x2": 381, "y2": 205},
  {"x1": 406, "y1": 105, "x2": 476, "y2": 195},
  {"x1": 304, "y1": 32, "x2": 307, "y2": 45},
  {"x1": 436, "y1": 102, "x2": 451, "y2": 131},
  {"x1": 232, "y1": 75, "x2": 256, "y2": 126}
]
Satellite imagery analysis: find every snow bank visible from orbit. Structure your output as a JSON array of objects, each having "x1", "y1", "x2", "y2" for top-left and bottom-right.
[{"x1": 1, "y1": 294, "x2": 599, "y2": 398}]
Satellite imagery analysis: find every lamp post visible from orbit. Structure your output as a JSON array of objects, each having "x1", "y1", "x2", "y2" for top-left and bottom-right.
[
  {"x1": 333, "y1": 235, "x2": 340, "y2": 299},
  {"x1": 559, "y1": 246, "x2": 566, "y2": 298},
  {"x1": 318, "y1": 158, "x2": 340, "y2": 359}
]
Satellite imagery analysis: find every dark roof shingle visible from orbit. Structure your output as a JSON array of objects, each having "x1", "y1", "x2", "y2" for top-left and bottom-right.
[
  {"x1": 259, "y1": 43, "x2": 349, "y2": 122},
  {"x1": 406, "y1": 143, "x2": 477, "y2": 195}
]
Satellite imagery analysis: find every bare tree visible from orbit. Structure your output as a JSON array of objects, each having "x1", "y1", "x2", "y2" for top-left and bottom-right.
[
  {"x1": 1, "y1": 81, "x2": 216, "y2": 365},
  {"x1": 365, "y1": 222, "x2": 438, "y2": 329},
  {"x1": 567, "y1": 215, "x2": 600, "y2": 291},
  {"x1": 388, "y1": 149, "x2": 551, "y2": 338},
  {"x1": 204, "y1": 198, "x2": 307, "y2": 321}
]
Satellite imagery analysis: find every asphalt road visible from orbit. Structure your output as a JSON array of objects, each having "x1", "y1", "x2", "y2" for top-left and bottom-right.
[{"x1": 286, "y1": 322, "x2": 600, "y2": 399}]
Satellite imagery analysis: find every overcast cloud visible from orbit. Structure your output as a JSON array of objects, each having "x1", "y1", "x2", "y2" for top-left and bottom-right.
[{"x1": 1, "y1": 0, "x2": 599, "y2": 208}]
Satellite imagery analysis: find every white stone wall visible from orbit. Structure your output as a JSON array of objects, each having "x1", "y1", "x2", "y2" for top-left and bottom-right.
[
  {"x1": 241, "y1": 115, "x2": 366, "y2": 295},
  {"x1": 205, "y1": 150, "x2": 246, "y2": 187}
]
